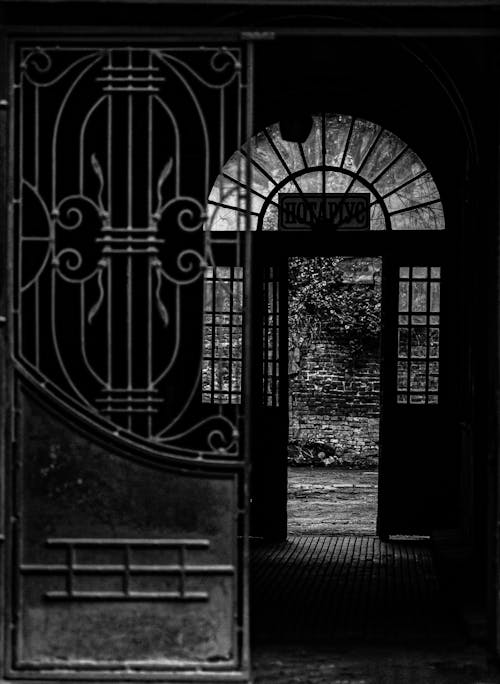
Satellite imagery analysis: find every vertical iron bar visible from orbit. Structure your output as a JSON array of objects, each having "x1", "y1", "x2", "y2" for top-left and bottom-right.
[
  {"x1": 107, "y1": 53, "x2": 112, "y2": 224},
  {"x1": 34, "y1": 86, "x2": 38, "y2": 189},
  {"x1": 147, "y1": 260, "x2": 152, "y2": 436},
  {"x1": 148, "y1": 51, "x2": 153, "y2": 222},
  {"x1": 242, "y1": 38, "x2": 254, "y2": 678},
  {"x1": 236, "y1": 53, "x2": 242, "y2": 268},
  {"x1": 127, "y1": 51, "x2": 133, "y2": 229},
  {"x1": 425, "y1": 268, "x2": 431, "y2": 404},
  {"x1": 124, "y1": 544, "x2": 130, "y2": 597},
  {"x1": 34, "y1": 279, "x2": 39, "y2": 369},
  {"x1": 263, "y1": 269, "x2": 269, "y2": 405},
  {"x1": 229, "y1": 267, "x2": 234, "y2": 403},
  {"x1": 107, "y1": 258, "x2": 112, "y2": 389},
  {"x1": 340, "y1": 116, "x2": 355, "y2": 169},
  {"x1": 211, "y1": 269, "x2": 216, "y2": 402},
  {"x1": 407, "y1": 269, "x2": 412, "y2": 403},
  {"x1": 127, "y1": 255, "x2": 132, "y2": 430},
  {"x1": 179, "y1": 544, "x2": 185, "y2": 600},
  {"x1": 271, "y1": 274, "x2": 278, "y2": 407},
  {"x1": 321, "y1": 112, "x2": 326, "y2": 196},
  {"x1": 67, "y1": 544, "x2": 74, "y2": 599}
]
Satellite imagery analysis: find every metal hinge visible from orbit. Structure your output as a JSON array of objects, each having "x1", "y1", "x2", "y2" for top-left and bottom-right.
[{"x1": 240, "y1": 31, "x2": 275, "y2": 41}]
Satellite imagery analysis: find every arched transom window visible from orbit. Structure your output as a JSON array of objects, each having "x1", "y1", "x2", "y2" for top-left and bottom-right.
[{"x1": 206, "y1": 114, "x2": 445, "y2": 232}]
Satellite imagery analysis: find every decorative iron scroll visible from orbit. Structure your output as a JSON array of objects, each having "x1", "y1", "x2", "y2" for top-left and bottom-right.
[{"x1": 13, "y1": 44, "x2": 245, "y2": 461}]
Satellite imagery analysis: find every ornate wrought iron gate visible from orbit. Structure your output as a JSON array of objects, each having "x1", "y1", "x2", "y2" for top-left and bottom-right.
[{"x1": 4, "y1": 37, "x2": 251, "y2": 681}]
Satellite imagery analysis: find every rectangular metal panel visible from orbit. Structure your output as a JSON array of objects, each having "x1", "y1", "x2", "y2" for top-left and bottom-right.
[{"x1": 12, "y1": 389, "x2": 238, "y2": 674}]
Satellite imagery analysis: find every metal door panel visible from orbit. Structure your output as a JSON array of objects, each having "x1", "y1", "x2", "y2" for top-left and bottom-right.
[{"x1": 13, "y1": 388, "x2": 236, "y2": 672}]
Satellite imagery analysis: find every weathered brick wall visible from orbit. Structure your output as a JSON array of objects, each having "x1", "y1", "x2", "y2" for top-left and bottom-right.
[{"x1": 289, "y1": 330, "x2": 380, "y2": 466}]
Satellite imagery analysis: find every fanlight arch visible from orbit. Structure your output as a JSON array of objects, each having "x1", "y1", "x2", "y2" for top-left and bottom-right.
[{"x1": 206, "y1": 114, "x2": 445, "y2": 232}]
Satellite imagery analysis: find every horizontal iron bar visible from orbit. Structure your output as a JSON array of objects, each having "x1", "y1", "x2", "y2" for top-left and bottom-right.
[
  {"x1": 100, "y1": 407, "x2": 159, "y2": 414},
  {"x1": 95, "y1": 397, "x2": 164, "y2": 403},
  {"x1": 21, "y1": 564, "x2": 235, "y2": 574},
  {"x1": 103, "y1": 86, "x2": 160, "y2": 93},
  {"x1": 103, "y1": 66, "x2": 160, "y2": 72},
  {"x1": 100, "y1": 387, "x2": 159, "y2": 393},
  {"x1": 101, "y1": 247, "x2": 161, "y2": 254},
  {"x1": 96, "y1": 76, "x2": 164, "y2": 82},
  {"x1": 46, "y1": 538, "x2": 211, "y2": 547},
  {"x1": 96, "y1": 237, "x2": 165, "y2": 243},
  {"x1": 100, "y1": 227, "x2": 159, "y2": 233},
  {"x1": 45, "y1": 591, "x2": 209, "y2": 601}
]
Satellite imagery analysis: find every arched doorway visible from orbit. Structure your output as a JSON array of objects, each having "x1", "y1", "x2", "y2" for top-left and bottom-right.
[{"x1": 206, "y1": 113, "x2": 453, "y2": 541}]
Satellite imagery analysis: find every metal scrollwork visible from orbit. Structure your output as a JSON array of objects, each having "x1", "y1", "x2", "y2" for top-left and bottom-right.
[{"x1": 14, "y1": 43, "x2": 245, "y2": 464}]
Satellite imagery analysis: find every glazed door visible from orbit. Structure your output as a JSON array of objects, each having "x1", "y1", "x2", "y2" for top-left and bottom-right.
[
  {"x1": 378, "y1": 256, "x2": 457, "y2": 537},
  {"x1": 4, "y1": 37, "x2": 251, "y2": 681},
  {"x1": 249, "y1": 255, "x2": 288, "y2": 541}
]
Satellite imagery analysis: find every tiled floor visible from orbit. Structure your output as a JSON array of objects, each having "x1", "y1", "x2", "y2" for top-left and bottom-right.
[
  {"x1": 250, "y1": 535, "x2": 499, "y2": 682},
  {"x1": 249, "y1": 469, "x2": 499, "y2": 682}
]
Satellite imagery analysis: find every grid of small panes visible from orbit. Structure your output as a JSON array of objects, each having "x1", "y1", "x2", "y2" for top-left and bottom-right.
[
  {"x1": 202, "y1": 266, "x2": 243, "y2": 404},
  {"x1": 263, "y1": 267, "x2": 280, "y2": 407},
  {"x1": 397, "y1": 266, "x2": 440, "y2": 404}
]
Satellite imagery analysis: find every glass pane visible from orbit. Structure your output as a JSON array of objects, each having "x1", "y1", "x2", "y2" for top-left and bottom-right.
[
  {"x1": 397, "y1": 362, "x2": 407, "y2": 391},
  {"x1": 398, "y1": 328, "x2": 409, "y2": 358},
  {"x1": 412, "y1": 281, "x2": 427, "y2": 312},
  {"x1": 345, "y1": 119, "x2": 382, "y2": 172},
  {"x1": 431, "y1": 267, "x2": 441, "y2": 278},
  {"x1": 412, "y1": 267, "x2": 428, "y2": 279},
  {"x1": 428, "y1": 375, "x2": 439, "y2": 391},
  {"x1": 410, "y1": 327, "x2": 427, "y2": 357},
  {"x1": 411, "y1": 315, "x2": 427, "y2": 325},
  {"x1": 363, "y1": 129, "x2": 406, "y2": 182},
  {"x1": 429, "y1": 361, "x2": 439, "y2": 376},
  {"x1": 374, "y1": 147, "x2": 425, "y2": 195},
  {"x1": 399, "y1": 282, "x2": 409, "y2": 312},
  {"x1": 397, "y1": 393, "x2": 408, "y2": 404},
  {"x1": 391, "y1": 203, "x2": 444, "y2": 231},
  {"x1": 410, "y1": 394, "x2": 426, "y2": 404},
  {"x1": 398, "y1": 315, "x2": 409, "y2": 325},
  {"x1": 428, "y1": 395, "x2": 438, "y2": 404},
  {"x1": 410, "y1": 362, "x2": 426, "y2": 391},
  {"x1": 430, "y1": 315, "x2": 440, "y2": 325},
  {"x1": 384, "y1": 173, "x2": 440, "y2": 214},
  {"x1": 325, "y1": 114, "x2": 353, "y2": 167},
  {"x1": 430, "y1": 282, "x2": 440, "y2": 312},
  {"x1": 429, "y1": 328, "x2": 440, "y2": 358},
  {"x1": 399, "y1": 267, "x2": 410, "y2": 278}
]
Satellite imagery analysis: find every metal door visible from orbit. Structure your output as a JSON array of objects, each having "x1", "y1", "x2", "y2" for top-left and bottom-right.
[
  {"x1": 377, "y1": 255, "x2": 456, "y2": 537},
  {"x1": 3, "y1": 37, "x2": 251, "y2": 681}
]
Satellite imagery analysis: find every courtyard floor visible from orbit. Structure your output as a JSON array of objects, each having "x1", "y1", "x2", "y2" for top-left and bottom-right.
[
  {"x1": 250, "y1": 467, "x2": 500, "y2": 683},
  {"x1": 287, "y1": 467, "x2": 378, "y2": 536}
]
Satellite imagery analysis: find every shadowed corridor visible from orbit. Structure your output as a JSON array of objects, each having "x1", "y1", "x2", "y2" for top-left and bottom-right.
[{"x1": 249, "y1": 470, "x2": 499, "y2": 683}]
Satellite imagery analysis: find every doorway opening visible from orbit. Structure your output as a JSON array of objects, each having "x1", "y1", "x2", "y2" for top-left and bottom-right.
[{"x1": 287, "y1": 255, "x2": 381, "y2": 537}]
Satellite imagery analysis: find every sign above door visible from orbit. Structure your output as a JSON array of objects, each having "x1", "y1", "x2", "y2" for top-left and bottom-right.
[{"x1": 278, "y1": 193, "x2": 371, "y2": 230}]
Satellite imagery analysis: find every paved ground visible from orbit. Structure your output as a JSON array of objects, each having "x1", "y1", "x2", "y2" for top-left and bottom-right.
[
  {"x1": 250, "y1": 468, "x2": 500, "y2": 683},
  {"x1": 288, "y1": 468, "x2": 378, "y2": 536}
]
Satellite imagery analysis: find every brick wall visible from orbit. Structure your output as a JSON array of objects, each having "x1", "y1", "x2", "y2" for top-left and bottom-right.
[
  {"x1": 288, "y1": 257, "x2": 381, "y2": 467},
  {"x1": 289, "y1": 335, "x2": 380, "y2": 465}
]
